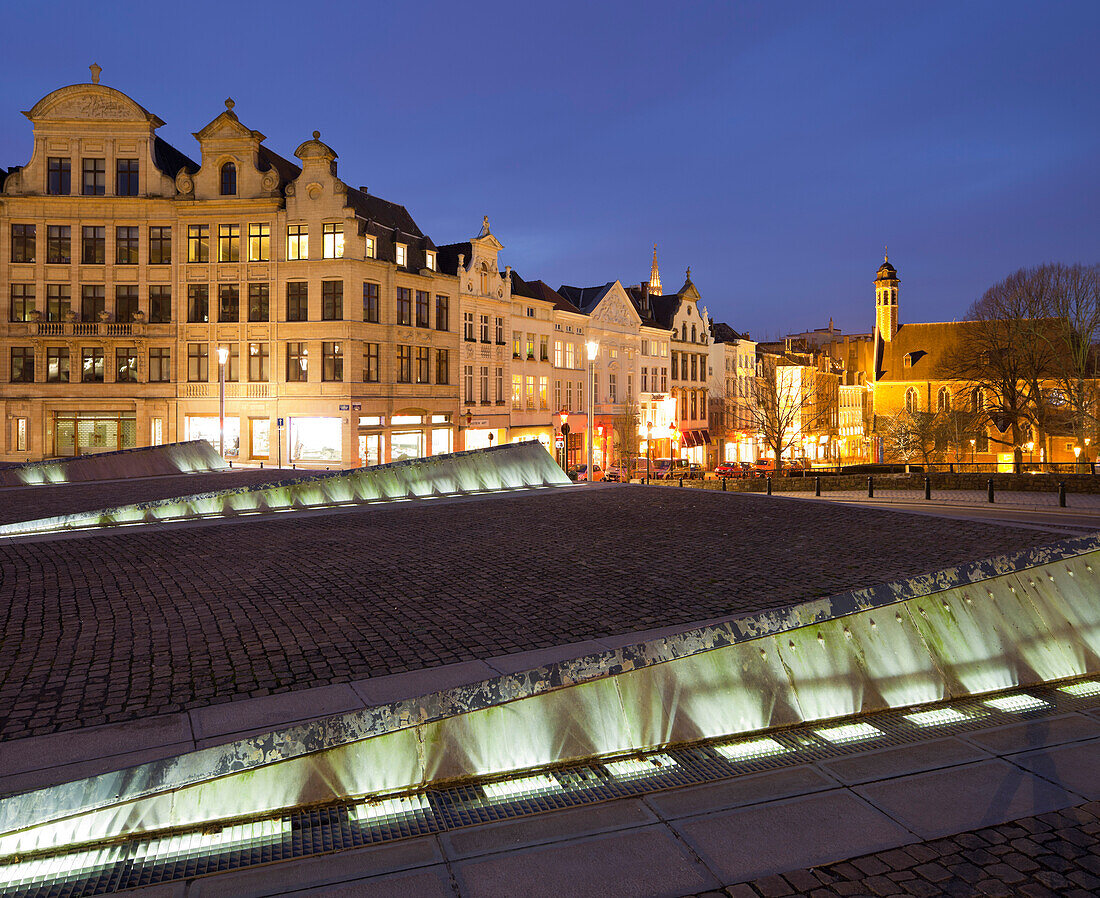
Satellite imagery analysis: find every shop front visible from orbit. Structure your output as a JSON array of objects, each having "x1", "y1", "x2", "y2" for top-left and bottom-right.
[
  {"x1": 358, "y1": 411, "x2": 454, "y2": 466},
  {"x1": 54, "y1": 410, "x2": 137, "y2": 457}
]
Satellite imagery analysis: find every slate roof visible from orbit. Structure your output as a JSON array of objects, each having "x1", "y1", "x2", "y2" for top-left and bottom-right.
[
  {"x1": 152, "y1": 136, "x2": 198, "y2": 178},
  {"x1": 709, "y1": 321, "x2": 749, "y2": 344},
  {"x1": 345, "y1": 186, "x2": 435, "y2": 269},
  {"x1": 648, "y1": 293, "x2": 681, "y2": 330},
  {"x1": 257, "y1": 146, "x2": 301, "y2": 190},
  {"x1": 874, "y1": 321, "x2": 969, "y2": 382},
  {"x1": 623, "y1": 286, "x2": 664, "y2": 329},
  {"x1": 511, "y1": 273, "x2": 580, "y2": 313},
  {"x1": 557, "y1": 284, "x2": 615, "y2": 314},
  {"x1": 435, "y1": 242, "x2": 471, "y2": 277}
]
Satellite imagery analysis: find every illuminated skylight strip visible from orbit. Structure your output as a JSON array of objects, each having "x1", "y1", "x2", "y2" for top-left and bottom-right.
[
  {"x1": 715, "y1": 737, "x2": 788, "y2": 762},
  {"x1": 814, "y1": 722, "x2": 882, "y2": 744},
  {"x1": 481, "y1": 774, "x2": 562, "y2": 802},
  {"x1": 604, "y1": 754, "x2": 678, "y2": 780},
  {"x1": 904, "y1": 708, "x2": 971, "y2": 727},
  {"x1": 984, "y1": 694, "x2": 1049, "y2": 713},
  {"x1": 0, "y1": 845, "x2": 125, "y2": 889},
  {"x1": 353, "y1": 794, "x2": 431, "y2": 825},
  {"x1": 1059, "y1": 680, "x2": 1100, "y2": 698},
  {"x1": 130, "y1": 818, "x2": 291, "y2": 864}
]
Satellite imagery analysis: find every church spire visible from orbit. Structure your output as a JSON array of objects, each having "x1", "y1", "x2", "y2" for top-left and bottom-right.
[{"x1": 649, "y1": 244, "x2": 663, "y2": 296}]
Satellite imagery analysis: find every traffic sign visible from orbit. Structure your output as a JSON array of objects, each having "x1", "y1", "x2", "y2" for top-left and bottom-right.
[{"x1": 555, "y1": 437, "x2": 564, "y2": 449}]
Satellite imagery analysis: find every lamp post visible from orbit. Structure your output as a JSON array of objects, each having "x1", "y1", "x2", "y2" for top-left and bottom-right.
[
  {"x1": 1074, "y1": 444, "x2": 1082, "y2": 473},
  {"x1": 969, "y1": 438, "x2": 976, "y2": 469},
  {"x1": 216, "y1": 345, "x2": 229, "y2": 457},
  {"x1": 586, "y1": 340, "x2": 599, "y2": 481},
  {"x1": 1026, "y1": 440, "x2": 1034, "y2": 470},
  {"x1": 646, "y1": 421, "x2": 653, "y2": 483}
]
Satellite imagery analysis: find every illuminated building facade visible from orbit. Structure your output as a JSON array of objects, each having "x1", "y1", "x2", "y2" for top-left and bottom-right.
[
  {"x1": 0, "y1": 71, "x2": 460, "y2": 465},
  {"x1": 707, "y1": 322, "x2": 757, "y2": 464}
]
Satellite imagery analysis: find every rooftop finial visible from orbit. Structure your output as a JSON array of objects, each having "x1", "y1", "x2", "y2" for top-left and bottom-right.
[
  {"x1": 649, "y1": 244, "x2": 662, "y2": 296},
  {"x1": 224, "y1": 97, "x2": 235, "y2": 111},
  {"x1": 686, "y1": 266, "x2": 692, "y2": 281},
  {"x1": 884, "y1": 245, "x2": 889, "y2": 263},
  {"x1": 89, "y1": 63, "x2": 101, "y2": 85},
  {"x1": 312, "y1": 130, "x2": 321, "y2": 140}
]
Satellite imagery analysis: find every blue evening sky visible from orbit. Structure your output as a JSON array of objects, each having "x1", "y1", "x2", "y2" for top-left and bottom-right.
[{"x1": 1, "y1": 1, "x2": 1097, "y2": 338}]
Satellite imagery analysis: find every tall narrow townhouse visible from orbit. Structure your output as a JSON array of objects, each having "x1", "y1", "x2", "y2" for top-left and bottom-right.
[
  {"x1": 507, "y1": 272, "x2": 560, "y2": 449},
  {"x1": 0, "y1": 71, "x2": 193, "y2": 460},
  {"x1": 439, "y1": 218, "x2": 512, "y2": 450}
]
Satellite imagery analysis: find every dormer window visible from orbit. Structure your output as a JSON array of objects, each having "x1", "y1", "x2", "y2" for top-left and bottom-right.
[
  {"x1": 903, "y1": 353, "x2": 912, "y2": 369},
  {"x1": 364, "y1": 236, "x2": 376, "y2": 259},
  {"x1": 395, "y1": 243, "x2": 407, "y2": 267},
  {"x1": 425, "y1": 250, "x2": 436, "y2": 271},
  {"x1": 220, "y1": 162, "x2": 237, "y2": 196}
]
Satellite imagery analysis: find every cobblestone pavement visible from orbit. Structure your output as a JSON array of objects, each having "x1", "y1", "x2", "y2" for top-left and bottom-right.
[
  {"x1": 0, "y1": 468, "x2": 310, "y2": 526},
  {"x1": 0, "y1": 486, "x2": 1067, "y2": 741},
  {"x1": 682, "y1": 802, "x2": 1100, "y2": 898}
]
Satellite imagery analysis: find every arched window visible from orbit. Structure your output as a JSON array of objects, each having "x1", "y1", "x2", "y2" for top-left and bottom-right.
[
  {"x1": 220, "y1": 162, "x2": 236, "y2": 196},
  {"x1": 681, "y1": 323, "x2": 688, "y2": 341},
  {"x1": 971, "y1": 387, "x2": 984, "y2": 411},
  {"x1": 690, "y1": 390, "x2": 697, "y2": 420},
  {"x1": 479, "y1": 264, "x2": 489, "y2": 295},
  {"x1": 937, "y1": 387, "x2": 951, "y2": 413},
  {"x1": 691, "y1": 324, "x2": 697, "y2": 343},
  {"x1": 905, "y1": 387, "x2": 919, "y2": 414}
]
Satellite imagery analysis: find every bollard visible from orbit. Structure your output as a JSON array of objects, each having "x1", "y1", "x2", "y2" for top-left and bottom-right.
[
  {"x1": 1059, "y1": 481, "x2": 1067, "y2": 507},
  {"x1": 815, "y1": 475, "x2": 821, "y2": 497},
  {"x1": 767, "y1": 476, "x2": 772, "y2": 496},
  {"x1": 924, "y1": 476, "x2": 931, "y2": 500},
  {"x1": 987, "y1": 478, "x2": 995, "y2": 503},
  {"x1": 679, "y1": 476, "x2": 684, "y2": 488},
  {"x1": 722, "y1": 477, "x2": 727, "y2": 491},
  {"x1": 228, "y1": 461, "x2": 233, "y2": 468},
  {"x1": 868, "y1": 475, "x2": 874, "y2": 498},
  {"x1": 260, "y1": 462, "x2": 264, "y2": 469}
]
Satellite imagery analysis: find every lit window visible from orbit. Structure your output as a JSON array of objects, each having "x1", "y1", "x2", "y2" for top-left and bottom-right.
[
  {"x1": 395, "y1": 243, "x2": 407, "y2": 267},
  {"x1": 248, "y1": 223, "x2": 270, "y2": 262},
  {"x1": 287, "y1": 224, "x2": 308, "y2": 261},
  {"x1": 425, "y1": 250, "x2": 436, "y2": 271},
  {"x1": 323, "y1": 223, "x2": 344, "y2": 259},
  {"x1": 187, "y1": 225, "x2": 209, "y2": 263},
  {"x1": 364, "y1": 236, "x2": 376, "y2": 258},
  {"x1": 218, "y1": 225, "x2": 240, "y2": 262}
]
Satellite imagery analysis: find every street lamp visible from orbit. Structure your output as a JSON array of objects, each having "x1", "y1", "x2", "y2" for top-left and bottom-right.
[
  {"x1": 216, "y1": 345, "x2": 229, "y2": 457},
  {"x1": 1026, "y1": 441, "x2": 1034, "y2": 470},
  {"x1": 1074, "y1": 445, "x2": 1082, "y2": 473},
  {"x1": 646, "y1": 421, "x2": 653, "y2": 483},
  {"x1": 969, "y1": 438, "x2": 976, "y2": 469},
  {"x1": 586, "y1": 340, "x2": 599, "y2": 481}
]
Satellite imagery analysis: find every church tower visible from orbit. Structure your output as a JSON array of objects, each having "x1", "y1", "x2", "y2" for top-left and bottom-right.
[
  {"x1": 649, "y1": 244, "x2": 663, "y2": 296},
  {"x1": 875, "y1": 251, "x2": 899, "y2": 342}
]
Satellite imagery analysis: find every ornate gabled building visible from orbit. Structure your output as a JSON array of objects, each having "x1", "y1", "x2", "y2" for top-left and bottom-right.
[{"x1": 0, "y1": 70, "x2": 460, "y2": 466}]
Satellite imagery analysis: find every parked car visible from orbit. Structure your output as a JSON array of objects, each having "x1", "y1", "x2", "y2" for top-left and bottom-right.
[
  {"x1": 753, "y1": 458, "x2": 776, "y2": 474},
  {"x1": 604, "y1": 464, "x2": 625, "y2": 482},
  {"x1": 714, "y1": 461, "x2": 740, "y2": 477},
  {"x1": 571, "y1": 464, "x2": 604, "y2": 482}
]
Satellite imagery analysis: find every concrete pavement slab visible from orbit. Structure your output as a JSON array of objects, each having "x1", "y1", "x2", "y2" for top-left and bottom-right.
[
  {"x1": 818, "y1": 737, "x2": 992, "y2": 785},
  {"x1": 962, "y1": 712, "x2": 1100, "y2": 754},
  {"x1": 643, "y1": 765, "x2": 836, "y2": 819},
  {"x1": 671, "y1": 788, "x2": 914, "y2": 883},
  {"x1": 188, "y1": 835, "x2": 443, "y2": 898},
  {"x1": 453, "y1": 825, "x2": 718, "y2": 898},
  {"x1": 1008, "y1": 737, "x2": 1100, "y2": 800},
  {"x1": 482, "y1": 640, "x2": 609, "y2": 675},
  {"x1": 280, "y1": 867, "x2": 456, "y2": 897},
  {"x1": 854, "y1": 758, "x2": 1083, "y2": 839},
  {"x1": 188, "y1": 683, "x2": 363, "y2": 741},
  {"x1": 441, "y1": 798, "x2": 656, "y2": 859}
]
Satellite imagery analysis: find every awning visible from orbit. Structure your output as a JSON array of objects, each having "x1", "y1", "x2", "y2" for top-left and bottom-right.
[
  {"x1": 682, "y1": 430, "x2": 698, "y2": 448},
  {"x1": 682, "y1": 429, "x2": 710, "y2": 447}
]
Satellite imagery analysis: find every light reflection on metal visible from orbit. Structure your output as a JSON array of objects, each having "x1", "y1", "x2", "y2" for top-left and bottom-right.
[
  {"x1": 714, "y1": 737, "x2": 788, "y2": 762},
  {"x1": 481, "y1": 774, "x2": 561, "y2": 802},
  {"x1": 903, "y1": 708, "x2": 970, "y2": 727},
  {"x1": 1059, "y1": 680, "x2": 1100, "y2": 697},
  {"x1": 814, "y1": 722, "x2": 882, "y2": 744},
  {"x1": 983, "y1": 694, "x2": 1050, "y2": 713},
  {"x1": 604, "y1": 755, "x2": 678, "y2": 780},
  {"x1": 352, "y1": 795, "x2": 431, "y2": 825}
]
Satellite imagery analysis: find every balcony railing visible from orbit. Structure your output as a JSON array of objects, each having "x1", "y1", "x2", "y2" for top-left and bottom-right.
[{"x1": 36, "y1": 322, "x2": 138, "y2": 337}]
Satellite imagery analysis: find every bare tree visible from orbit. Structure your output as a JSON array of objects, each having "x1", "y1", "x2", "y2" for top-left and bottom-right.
[
  {"x1": 879, "y1": 410, "x2": 944, "y2": 470},
  {"x1": 1020, "y1": 264, "x2": 1100, "y2": 455},
  {"x1": 751, "y1": 352, "x2": 830, "y2": 474},
  {"x1": 611, "y1": 403, "x2": 641, "y2": 473}
]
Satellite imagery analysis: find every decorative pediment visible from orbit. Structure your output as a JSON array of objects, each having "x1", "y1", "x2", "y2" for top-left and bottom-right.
[
  {"x1": 193, "y1": 102, "x2": 264, "y2": 142},
  {"x1": 24, "y1": 85, "x2": 161, "y2": 126},
  {"x1": 591, "y1": 283, "x2": 641, "y2": 328}
]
